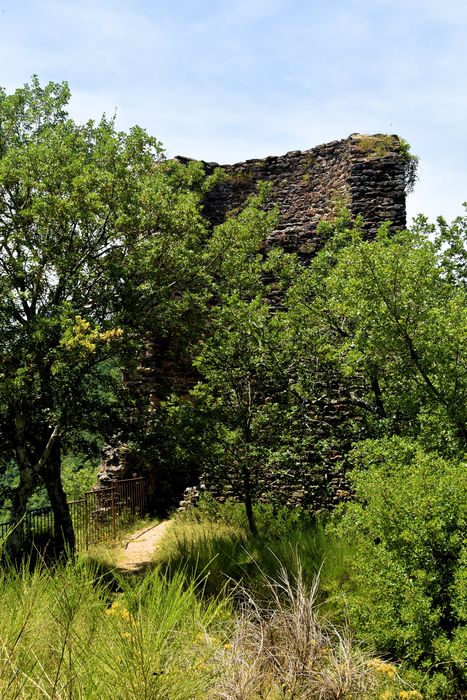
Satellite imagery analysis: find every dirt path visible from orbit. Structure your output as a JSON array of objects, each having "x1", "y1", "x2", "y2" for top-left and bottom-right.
[{"x1": 117, "y1": 520, "x2": 172, "y2": 573}]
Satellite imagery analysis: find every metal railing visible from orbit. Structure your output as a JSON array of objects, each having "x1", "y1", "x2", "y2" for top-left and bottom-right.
[{"x1": 0, "y1": 477, "x2": 147, "y2": 552}]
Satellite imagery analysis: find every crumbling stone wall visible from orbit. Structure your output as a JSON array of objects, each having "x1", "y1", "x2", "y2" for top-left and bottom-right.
[
  {"x1": 179, "y1": 132, "x2": 407, "y2": 255},
  {"x1": 99, "y1": 134, "x2": 409, "y2": 505}
]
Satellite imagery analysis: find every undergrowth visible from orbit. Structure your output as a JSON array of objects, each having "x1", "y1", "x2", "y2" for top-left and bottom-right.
[
  {"x1": 154, "y1": 497, "x2": 348, "y2": 603},
  {"x1": 0, "y1": 499, "x2": 434, "y2": 699},
  {"x1": 0, "y1": 550, "x2": 416, "y2": 699},
  {"x1": 0, "y1": 556, "x2": 230, "y2": 699},
  {"x1": 214, "y1": 563, "x2": 418, "y2": 700}
]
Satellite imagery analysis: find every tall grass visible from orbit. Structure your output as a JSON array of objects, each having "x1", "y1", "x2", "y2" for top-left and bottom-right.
[
  {"x1": 151, "y1": 500, "x2": 424, "y2": 698},
  {"x1": 214, "y1": 563, "x2": 403, "y2": 700},
  {"x1": 154, "y1": 498, "x2": 348, "y2": 603},
  {"x1": 0, "y1": 556, "x2": 230, "y2": 699},
  {"x1": 0, "y1": 504, "x2": 423, "y2": 699},
  {"x1": 0, "y1": 555, "x2": 415, "y2": 700}
]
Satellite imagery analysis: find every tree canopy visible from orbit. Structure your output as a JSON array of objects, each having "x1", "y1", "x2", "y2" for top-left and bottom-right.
[
  {"x1": 0, "y1": 77, "x2": 222, "y2": 555},
  {"x1": 1, "y1": 76, "x2": 466, "y2": 573}
]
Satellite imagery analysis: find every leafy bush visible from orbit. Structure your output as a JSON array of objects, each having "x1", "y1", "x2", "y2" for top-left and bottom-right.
[
  {"x1": 61, "y1": 453, "x2": 101, "y2": 500},
  {"x1": 330, "y1": 437, "x2": 467, "y2": 698}
]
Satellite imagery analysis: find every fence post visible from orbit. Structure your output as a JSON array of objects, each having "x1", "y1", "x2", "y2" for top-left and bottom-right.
[
  {"x1": 84, "y1": 493, "x2": 89, "y2": 550},
  {"x1": 111, "y1": 482, "x2": 116, "y2": 539}
]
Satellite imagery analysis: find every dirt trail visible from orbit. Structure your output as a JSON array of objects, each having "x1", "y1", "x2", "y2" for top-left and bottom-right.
[{"x1": 117, "y1": 520, "x2": 172, "y2": 573}]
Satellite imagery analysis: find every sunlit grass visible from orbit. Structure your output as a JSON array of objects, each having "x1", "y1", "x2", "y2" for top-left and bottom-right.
[
  {"x1": 0, "y1": 555, "x2": 230, "y2": 699},
  {"x1": 0, "y1": 506, "x2": 424, "y2": 699},
  {"x1": 153, "y1": 498, "x2": 349, "y2": 605}
]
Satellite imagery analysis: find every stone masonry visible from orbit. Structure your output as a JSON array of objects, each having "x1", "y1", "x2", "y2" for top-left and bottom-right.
[
  {"x1": 178, "y1": 132, "x2": 407, "y2": 254},
  {"x1": 99, "y1": 134, "x2": 410, "y2": 505}
]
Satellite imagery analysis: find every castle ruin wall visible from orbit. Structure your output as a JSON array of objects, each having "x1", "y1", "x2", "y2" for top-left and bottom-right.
[{"x1": 179, "y1": 133, "x2": 407, "y2": 255}]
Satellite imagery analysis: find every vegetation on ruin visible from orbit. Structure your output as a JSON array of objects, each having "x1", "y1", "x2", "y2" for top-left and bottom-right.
[
  {"x1": 354, "y1": 134, "x2": 397, "y2": 157},
  {"x1": 354, "y1": 133, "x2": 419, "y2": 192},
  {"x1": 0, "y1": 78, "x2": 466, "y2": 698}
]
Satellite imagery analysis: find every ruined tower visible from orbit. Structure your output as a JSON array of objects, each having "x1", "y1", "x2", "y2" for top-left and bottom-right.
[
  {"x1": 180, "y1": 132, "x2": 408, "y2": 251},
  {"x1": 99, "y1": 133, "x2": 411, "y2": 507}
]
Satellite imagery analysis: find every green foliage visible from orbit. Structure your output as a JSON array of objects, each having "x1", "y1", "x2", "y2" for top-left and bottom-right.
[
  {"x1": 398, "y1": 138, "x2": 419, "y2": 193},
  {"x1": 186, "y1": 289, "x2": 307, "y2": 532},
  {"x1": 433, "y1": 204, "x2": 467, "y2": 287},
  {"x1": 61, "y1": 453, "x2": 100, "y2": 500},
  {"x1": 127, "y1": 184, "x2": 284, "y2": 514},
  {"x1": 290, "y1": 219, "x2": 467, "y2": 452},
  {"x1": 330, "y1": 437, "x2": 467, "y2": 698},
  {"x1": 166, "y1": 206, "x2": 364, "y2": 527},
  {"x1": 0, "y1": 76, "x2": 219, "y2": 550},
  {"x1": 162, "y1": 209, "x2": 467, "y2": 528},
  {"x1": 355, "y1": 134, "x2": 396, "y2": 158},
  {"x1": 0, "y1": 535, "x2": 419, "y2": 700}
]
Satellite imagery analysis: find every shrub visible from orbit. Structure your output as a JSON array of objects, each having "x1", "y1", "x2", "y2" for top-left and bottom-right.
[
  {"x1": 355, "y1": 134, "x2": 396, "y2": 158},
  {"x1": 330, "y1": 437, "x2": 467, "y2": 698}
]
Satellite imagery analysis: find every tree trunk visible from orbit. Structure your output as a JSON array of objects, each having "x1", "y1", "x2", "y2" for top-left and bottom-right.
[
  {"x1": 6, "y1": 410, "x2": 37, "y2": 561},
  {"x1": 6, "y1": 466, "x2": 35, "y2": 562},
  {"x1": 43, "y1": 439, "x2": 75, "y2": 558},
  {"x1": 370, "y1": 371, "x2": 386, "y2": 419},
  {"x1": 242, "y1": 466, "x2": 258, "y2": 536}
]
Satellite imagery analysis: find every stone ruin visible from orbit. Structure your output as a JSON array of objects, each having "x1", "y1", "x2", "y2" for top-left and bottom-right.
[
  {"x1": 98, "y1": 133, "x2": 410, "y2": 510},
  {"x1": 188, "y1": 132, "x2": 407, "y2": 251}
]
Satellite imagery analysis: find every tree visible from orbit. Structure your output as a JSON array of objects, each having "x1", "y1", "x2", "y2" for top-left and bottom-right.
[
  {"x1": 288, "y1": 216, "x2": 467, "y2": 453},
  {"x1": 143, "y1": 191, "x2": 301, "y2": 533},
  {"x1": 192, "y1": 294, "x2": 295, "y2": 535},
  {"x1": 432, "y1": 207, "x2": 467, "y2": 288},
  {"x1": 0, "y1": 77, "x2": 213, "y2": 557},
  {"x1": 171, "y1": 203, "x2": 356, "y2": 532}
]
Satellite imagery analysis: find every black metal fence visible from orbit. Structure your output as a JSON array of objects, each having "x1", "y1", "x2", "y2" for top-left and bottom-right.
[{"x1": 0, "y1": 478, "x2": 147, "y2": 552}]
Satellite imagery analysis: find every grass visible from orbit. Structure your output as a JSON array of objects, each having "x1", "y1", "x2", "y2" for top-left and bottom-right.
[
  {"x1": 0, "y1": 502, "x2": 425, "y2": 699},
  {"x1": 84, "y1": 514, "x2": 157, "y2": 557},
  {"x1": 154, "y1": 498, "x2": 349, "y2": 605},
  {"x1": 0, "y1": 555, "x2": 230, "y2": 699},
  {"x1": 0, "y1": 552, "x2": 414, "y2": 700},
  {"x1": 214, "y1": 563, "x2": 408, "y2": 700},
  {"x1": 354, "y1": 134, "x2": 396, "y2": 158}
]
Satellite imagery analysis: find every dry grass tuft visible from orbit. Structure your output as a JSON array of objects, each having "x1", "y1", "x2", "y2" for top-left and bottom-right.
[{"x1": 214, "y1": 562, "x2": 382, "y2": 700}]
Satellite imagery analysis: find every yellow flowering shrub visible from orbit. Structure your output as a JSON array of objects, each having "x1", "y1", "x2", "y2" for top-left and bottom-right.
[
  {"x1": 368, "y1": 659, "x2": 397, "y2": 680},
  {"x1": 105, "y1": 599, "x2": 134, "y2": 625},
  {"x1": 60, "y1": 315, "x2": 123, "y2": 358},
  {"x1": 379, "y1": 690, "x2": 423, "y2": 700}
]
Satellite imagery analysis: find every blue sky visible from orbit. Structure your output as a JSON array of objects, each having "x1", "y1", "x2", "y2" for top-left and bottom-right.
[{"x1": 1, "y1": 0, "x2": 466, "y2": 224}]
